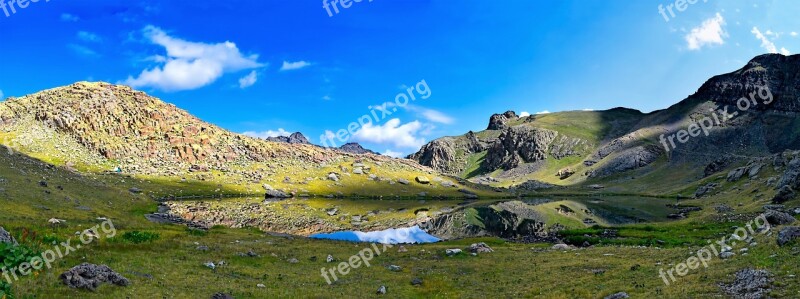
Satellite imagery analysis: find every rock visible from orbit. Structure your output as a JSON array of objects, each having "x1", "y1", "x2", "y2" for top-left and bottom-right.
[
  {"x1": 339, "y1": 143, "x2": 378, "y2": 155},
  {"x1": 257, "y1": 284, "x2": 266, "y2": 288},
  {"x1": 266, "y1": 132, "x2": 310, "y2": 144},
  {"x1": 265, "y1": 189, "x2": 291, "y2": 199},
  {"x1": 556, "y1": 168, "x2": 575, "y2": 180},
  {"x1": 445, "y1": 249, "x2": 462, "y2": 256},
  {"x1": 763, "y1": 210, "x2": 796, "y2": 226},
  {"x1": 552, "y1": 244, "x2": 571, "y2": 250},
  {"x1": 326, "y1": 255, "x2": 334, "y2": 263},
  {"x1": 695, "y1": 183, "x2": 718, "y2": 198},
  {"x1": 415, "y1": 176, "x2": 430, "y2": 184},
  {"x1": 720, "y1": 252, "x2": 735, "y2": 259},
  {"x1": 720, "y1": 268, "x2": 772, "y2": 299},
  {"x1": 727, "y1": 168, "x2": 747, "y2": 182},
  {"x1": 288, "y1": 258, "x2": 299, "y2": 264},
  {"x1": 38, "y1": 180, "x2": 48, "y2": 187},
  {"x1": 262, "y1": 184, "x2": 274, "y2": 191},
  {"x1": 487, "y1": 110, "x2": 518, "y2": 130},
  {"x1": 411, "y1": 278, "x2": 423, "y2": 286},
  {"x1": 0, "y1": 227, "x2": 17, "y2": 245},
  {"x1": 763, "y1": 204, "x2": 786, "y2": 211},
  {"x1": 604, "y1": 292, "x2": 629, "y2": 299},
  {"x1": 777, "y1": 226, "x2": 800, "y2": 246},
  {"x1": 398, "y1": 179, "x2": 410, "y2": 185},
  {"x1": 353, "y1": 167, "x2": 363, "y2": 175},
  {"x1": 588, "y1": 184, "x2": 604, "y2": 190},
  {"x1": 327, "y1": 173, "x2": 339, "y2": 182},
  {"x1": 196, "y1": 245, "x2": 209, "y2": 251},
  {"x1": 483, "y1": 126, "x2": 557, "y2": 170},
  {"x1": 211, "y1": 293, "x2": 234, "y2": 299},
  {"x1": 467, "y1": 242, "x2": 493, "y2": 254},
  {"x1": 204, "y1": 262, "x2": 216, "y2": 269},
  {"x1": 376, "y1": 285, "x2": 387, "y2": 295},
  {"x1": 776, "y1": 157, "x2": 800, "y2": 190},
  {"x1": 397, "y1": 246, "x2": 408, "y2": 253},
  {"x1": 128, "y1": 187, "x2": 142, "y2": 194},
  {"x1": 59, "y1": 263, "x2": 130, "y2": 291},
  {"x1": 326, "y1": 208, "x2": 338, "y2": 216},
  {"x1": 772, "y1": 185, "x2": 796, "y2": 203},
  {"x1": 388, "y1": 265, "x2": 402, "y2": 272}
]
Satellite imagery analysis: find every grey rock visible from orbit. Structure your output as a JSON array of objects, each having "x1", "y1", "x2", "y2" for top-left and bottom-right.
[
  {"x1": 445, "y1": 248, "x2": 462, "y2": 256},
  {"x1": 604, "y1": 292, "x2": 629, "y2": 299},
  {"x1": 720, "y1": 252, "x2": 735, "y2": 259},
  {"x1": 0, "y1": 227, "x2": 17, "y2": 245},
  {"x1": 777, "y1": 226, "x2": 800, "y2": 246},
  {"x1": 327, "y1": 173, "x2": 339, "y2": 181},
  {"x1": 763, "y1": 210, "x2": 796, "y2": 226},
  {"x1": 265, "y1": 189, "x2": 291, "y2": 199},
  {"x1": 467, "y1": 242, "x2": 494, "y2": 254},
  {"x1": 59, "y1": 263, "x2": 130, "y2": 291},
  {"x1": 772, "y1": 185, "x2": 796, "y2": 203},
  {"x1": 387, "y1": 265, "x2": 401, "y2": 272},
  {"x1": 398, "y1": 179, "x2": 410, "y2": 185},
  {"x1": 720, "y1": 268, "x2": 772, "y2": 299},
  {"x1": 376, "y1": 285, "x2": 387, "y2": 295}
]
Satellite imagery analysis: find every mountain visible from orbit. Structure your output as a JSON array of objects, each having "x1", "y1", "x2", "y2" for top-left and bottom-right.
[
  {"x1": 410, "y1": 54, "x2": 800, "y2": 194},
  {"x1": 266, "y1": 132, "x2": 311, "y2": 144},
  {"x1": 338, "y1": 142, "x2": 379, "y2": 155},
  {"x1": 0, "y1": 82, "x2": 491, "y2": 199}
]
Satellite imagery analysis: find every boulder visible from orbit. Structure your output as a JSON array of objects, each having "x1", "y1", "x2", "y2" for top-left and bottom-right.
[
  {"x1": 415, "y1": 176, "x2": 430, "y2": 184},
  {"x1": 763, "y1": 210, "x2": 796, "y2": 226},
  {"x1": 604, "y1": 292, "x2": 629, "y2": 299},
  {"x1": 398, "y1": 179, "x2": 410, "y2": 185},
  {"x1": 772, "y1": 185, "x2": 796, "y2": 203},
  {"x1": 0, "y1": 227, "x2": 17, "y2": 245},
  {"x1": 467, "y1": 242, "x2": 493, "y2": 254},
  {"x1": 59, "y1": 263, "x2": 130, "y2": 291},
  {"x1": 777, "y1": 226, "x2": 800, "y2": 246},
  {"x1": 265, "y1": 190, "x2": 291, "y2": 199},
  {"x1": 327, "y1": 173, "x2": 339, "y2": 182},
  {"x1": 694, "y1": 183, "x2": 718, "y2": 198},
  {"x1": 445, "y1": 249, "x2": 462, "y2": 256},
  {"x1": 720, "y1": 268, "x2": 771, "y2": 299}
]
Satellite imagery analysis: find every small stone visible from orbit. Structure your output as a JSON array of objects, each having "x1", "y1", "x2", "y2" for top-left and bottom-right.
[
  {"x1": 445, "y1": 249, "x2": 462, "y2": 256},
  {"x1": 288, "y1": 258, "x2": 299, "y2": 264},
  {"x1": 257, "y1": 284, "x2": 266, "y2": 288},
  {"x1": 604, "y1": 292, "x2": 629, "y2": 299},
  {"x1": 204, "y1": 262, "x2": 216, "y2": 269},
  {"x1": 411, "y1": 278, "x2": 423, "y2": 286},
  {"x1": 388, "y1": 265, "x2": 401, "y2": 272},
  {"x1": 720, "y1": 252, "x2": 735, "y2": 259},
  {"x1": 326, "y1": 255, "x2": 335, "y2": 263},
  {"x1": 377, "y1": 285, "x2": 387, "y2": 295}
]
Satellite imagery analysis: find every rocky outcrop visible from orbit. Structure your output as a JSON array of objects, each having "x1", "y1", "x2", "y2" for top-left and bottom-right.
[
  {"x1": 763, "y1": 210, "x2": 796, "y2": 226},
  {"x1": 777, "y1": 226, "x2": 800, "y2": 246},
  {"x1": 423, "y1": 201, "x2": 547, "y2": 240},
  {"x1": 409, "y1": 138, "x2": 457, "y2": 172},
  {"x1": 0, "y1": 227, "x2": 16, "y2": 245},
  {"x1": 60, "y1": 263, "x2": 130, "y2": 291},
  {"x1": 266, "y1": 132, "x2": 310, "y2": 144},
  {"x1": 338, "y1": 143, "x2": 378, "y2": 155},
  {"x1": 487, "y1": 111, "x2": 518, "y2": 130},
  {"x1": 484, "y1": 126, "x2": 558, "y2": 170},
  {"x1": 720, "y1": 268, "x2": 772, "y2": 299},
  {"x1": 587, "y1": 145, "x2": 661, "y2": 178}
]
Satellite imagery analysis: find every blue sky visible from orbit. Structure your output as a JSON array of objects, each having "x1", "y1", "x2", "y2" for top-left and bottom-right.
[{"x1": 0, "y1": 0, "x2": 798, "y2": 157}]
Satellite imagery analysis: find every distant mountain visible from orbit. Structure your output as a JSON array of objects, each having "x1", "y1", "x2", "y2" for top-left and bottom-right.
[
  {"x1": 266, "y1": 132, "x2": 310, "y2": 144},
  {"x1": 409, "y1": 54, "x2": 800, "y2": 194},
  {"x1": 338, "y1": 142, "x2": 379, "y2": 155}
]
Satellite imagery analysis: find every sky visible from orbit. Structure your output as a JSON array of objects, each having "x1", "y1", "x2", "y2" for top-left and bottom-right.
[{"x1": 0, "y1": 0, "x2": 798, "y2": 157}]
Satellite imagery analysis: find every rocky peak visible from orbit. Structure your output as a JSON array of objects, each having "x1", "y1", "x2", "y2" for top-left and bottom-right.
[
  {"x1": 266, "y1": 132, "x2": 310, "y2": 144},
  {"x1": 487, "y1": 111, "x2": 519, "y2": 130},
  {"x1": 338, "y1": 142, "x2": 378, "y2": 155}
]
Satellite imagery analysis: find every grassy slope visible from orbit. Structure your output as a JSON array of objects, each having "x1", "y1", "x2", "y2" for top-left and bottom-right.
[{"x1": 2, "y1": 150, "x2": 799, "y2": 298}]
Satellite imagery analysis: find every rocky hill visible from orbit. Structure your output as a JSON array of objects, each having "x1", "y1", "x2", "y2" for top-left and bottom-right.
[
  {"x1": 410, "y1": 54, "x2": 800, "y2": 194},
  {"x1": 0, "y1": 82, "x2": 492, "y2": 198}
]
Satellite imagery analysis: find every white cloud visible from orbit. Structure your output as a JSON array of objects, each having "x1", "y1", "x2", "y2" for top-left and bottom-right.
[
  {"x1": 382, "y1": 149, "x2": 404, "y2": 158},
  {"x1": 322, "y1": 95, "x2": 332, "y2": 101},
  {"x1": 792, "y1": 32, "x2": 798, "y2": 37},
  {"x1": 280, "y1": 61, "x2": 311, "y2": 71},
  {"x1": 60, "y1": 13, "x2": 79, "y2": 22},
  {"x1": 402, "y1": 105, "x2": 454, "y2": 124},
  {"x1": 77, "y1": 31, "x2": 101, "y2": 42},
  {"x1": 751, "y1": 27, "x2": 790, "y2": 54},
  {"x1": 68, "y1": 44, "x2": 98, "y2": 57},
  {"x1": 242, "y1": 129, "x2": 291, "y2": 139},
  {"x1": 0, "y1": 90, "x2": 4, "y2": 99},
  {"x1": 685, "y1": 13, "x2": 726, "y2": 50},
  {"x1": 238, "y1": 71, "x2": 258, "y2": 88},
  {"x1": 535, "y1": 110, "x2": 551, "y2": 115},
  {"x1": 352, "y1": 119, "x2": 426, "y2": 149},
  {"x1": 519, "y1": 111, "x2": 531, "y2": 117},
  {"x1": 123, "y1": 26, "x2": 264, "y2": 92}
]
